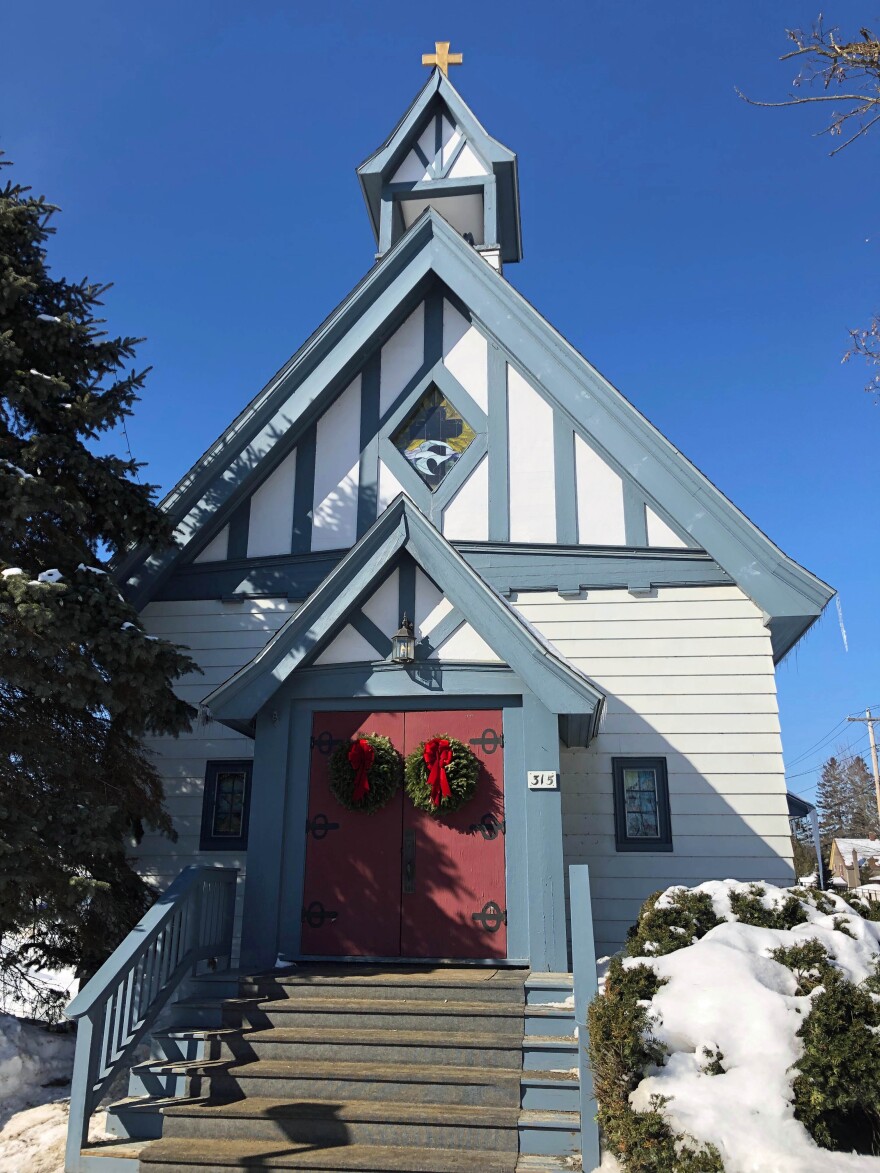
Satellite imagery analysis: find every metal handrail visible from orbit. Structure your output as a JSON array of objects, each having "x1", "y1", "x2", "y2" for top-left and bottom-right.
[{"x1": 64, "y1": 864, "x2": 238, "y2": 1172}]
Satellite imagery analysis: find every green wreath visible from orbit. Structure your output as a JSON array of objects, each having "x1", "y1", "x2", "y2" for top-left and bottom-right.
[
  {"x1": 328, "y1": 733, "x2": 402, "y2": 813},
  {"x1": 404, "y1": 734, "x2": 480, "y2": 816}
]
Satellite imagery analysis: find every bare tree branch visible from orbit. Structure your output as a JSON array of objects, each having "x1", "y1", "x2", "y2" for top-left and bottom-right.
[{"x1": 741, "y1": 16, "x2": 880, "y2": 401}]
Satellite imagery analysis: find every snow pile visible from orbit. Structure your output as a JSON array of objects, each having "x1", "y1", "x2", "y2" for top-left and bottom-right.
[
  {"x1": 624, "y1": 880, "x2": 880, "y2": 1172},
  {"x1": 0, "y1": 1015, "x2": 73, "y2": 1113},
  {"x1": 0, "y1": 1014, "x2": 112, "y2": 1173}
]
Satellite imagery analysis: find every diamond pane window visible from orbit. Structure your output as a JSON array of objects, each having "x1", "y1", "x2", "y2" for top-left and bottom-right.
[{"x1": 392, "y1": 386, "x2": 476, "y2": 490}]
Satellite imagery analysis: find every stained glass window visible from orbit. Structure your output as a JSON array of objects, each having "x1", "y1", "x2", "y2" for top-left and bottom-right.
[
  {"x1": 200, "y1": 760, "x2": 252, "y2": 850},
  {"x1": 622, "y1": 768, "x2": 660, "y2": 839},
  {"x1": 612, "y1": 758, "x2": 672, "y2": 851},
  {"x1": 392, "y1": 386, "x2": 476, "y2": 490},
  {"x1": 212, "y1": 769, "x2": 248, "y2": 837}
]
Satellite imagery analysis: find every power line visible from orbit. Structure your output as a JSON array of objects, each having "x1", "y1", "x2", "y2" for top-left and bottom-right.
[
  {"x1": 786, "y1": 717, "x2": 850, "y2": 767},
  {"x1": 785, "y1": 731, "x2": 871, "y2": 781}
]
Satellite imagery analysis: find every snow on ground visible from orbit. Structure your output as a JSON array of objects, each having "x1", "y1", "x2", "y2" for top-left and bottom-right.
[
  {"x1": 0, "y1": 1014, "x2": 109, "y2": 1173},
  {"x1": 626, "y1": 880, "x2": 880, "y2": 1172}
]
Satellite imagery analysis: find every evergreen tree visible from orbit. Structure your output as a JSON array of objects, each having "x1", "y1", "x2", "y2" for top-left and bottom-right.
[
  {"x1": 817, "y1": 757, "x2": 850, "y2": 842},
  {"x1": 817, "y1": 753, "x2": 880, "y2": 846},
  {"x1": 0, "y1": 156, "x2": 196, "y2": 1014}
]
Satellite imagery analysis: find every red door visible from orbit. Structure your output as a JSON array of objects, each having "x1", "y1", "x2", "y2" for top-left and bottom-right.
[{"x1": 300, "y1": 709, "x2": 506, "y2": 959}]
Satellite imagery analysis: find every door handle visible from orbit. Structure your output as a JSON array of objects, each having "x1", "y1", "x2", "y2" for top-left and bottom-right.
[{"x1": 403, "y1": 829, "x2": 416, "y2": 894}]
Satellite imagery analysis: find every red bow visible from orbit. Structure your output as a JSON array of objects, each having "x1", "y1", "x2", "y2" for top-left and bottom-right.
[
  {"x1": 348, "y1": 738, "x2": 374, "y2": 804},
  {"x1": 423, "y1": 737, "x2": 453, "y2": 808}
]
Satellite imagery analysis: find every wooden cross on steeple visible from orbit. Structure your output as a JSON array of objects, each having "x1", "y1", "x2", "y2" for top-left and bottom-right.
[{"x1": 422, "y1": 41, "x2": 463, "y2": 76}]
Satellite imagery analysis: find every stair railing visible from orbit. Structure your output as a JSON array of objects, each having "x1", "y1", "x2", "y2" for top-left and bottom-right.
[
  {"x1": 569, "y1": 863, "x2": 601, "y2": 1170},
  {"x1": 63, "y1": 864, "x2": 238, "y2": 1172}
]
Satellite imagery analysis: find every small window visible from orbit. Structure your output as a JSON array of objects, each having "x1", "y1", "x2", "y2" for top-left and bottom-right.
[
  {"x1": 200, "y1": 760, "x2": 252, "y2": 851},
  {"x1": 612, "y1": 758, "x2": 672, "y2": 852}
]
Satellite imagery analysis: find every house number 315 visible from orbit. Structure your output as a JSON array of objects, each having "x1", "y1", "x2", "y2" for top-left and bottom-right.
[{"x1": 527, "y1": 771, "x2": 559, "y2": 790}]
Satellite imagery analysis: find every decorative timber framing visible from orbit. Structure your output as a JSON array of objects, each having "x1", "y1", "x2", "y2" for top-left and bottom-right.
[
  {"x1": 118, "y1": 211, "x2": 833, "y2": 661},
  {"x1": 202, "y1": 496, "x2": 606, "y2": 741},
  {"x1": 356, "y1": 69, "x2": 523, "y2": 263}
]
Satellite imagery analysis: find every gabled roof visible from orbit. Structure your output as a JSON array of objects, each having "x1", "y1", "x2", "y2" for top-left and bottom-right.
[
  {"x1": 357, "y1": 69, "x2": 522, "y2": 262},
  {"x1": 119, "y1": 209, "x2": 833, "y2": 659},
  {"x1": 203, "y1": 496, "x2": 606, "y2": 737}
]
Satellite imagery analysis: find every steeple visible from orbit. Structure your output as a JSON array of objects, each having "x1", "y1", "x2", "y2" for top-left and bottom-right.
[{"x1": 357, "y1": 56, "x2": 522, "y2": 270}]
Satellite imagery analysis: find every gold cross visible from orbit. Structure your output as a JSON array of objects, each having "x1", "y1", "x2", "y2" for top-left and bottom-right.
[{"x1": 422, "y1": 41, "x2": 463, "y2": 76}]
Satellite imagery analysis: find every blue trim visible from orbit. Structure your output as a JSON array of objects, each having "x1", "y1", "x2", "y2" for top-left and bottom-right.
[
  {"x1": 398, "y1": 554, "x2": 416, "y2": 627},
  {"x1": 356, "y1": 352, "x2": 380, "y2": 538},
  {"x1": 522, "y1": 692, "x2": 568, "y2": 971},
  {"x1": 154, "y1": 544, "x2": 730, "y2": 607},
  {"x1": 292, "y1": 422, "x2": 316, "y2": 554},
  {"x1": 275, "y1": 704, "x2": 313, "y2": 966},
  {"x1": 349, "y1": 609, "x2": 392, "y2": 658},
  {"x1": 227, "y1": 497, "x2": 250, "y2": 560},
  {"x1": 569, "y1": 864, "x2": 601, "y2": 1170},
  {"x1": 553, "y1": 413, "x2": 577, "y2": 545},
  {"x1": 487, "y1": 344, "x2": 509, "y2": 542},
  {"x1": 239, "y1": 706, "x2": 291, "y2": 969},
  {"x1": 417, "y1": 607, "x2": 465, "y2": 658},
  {"x1": 203, "y1": 498, "x2": 604, "y2": 731},
  {"x1": 623, "y1": 481, "x2": 648, "y2": 547}
]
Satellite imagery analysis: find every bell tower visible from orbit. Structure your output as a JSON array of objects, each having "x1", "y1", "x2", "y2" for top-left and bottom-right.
[{"x1": 357, "y1": 44, "x2": 522, "y2": 270}]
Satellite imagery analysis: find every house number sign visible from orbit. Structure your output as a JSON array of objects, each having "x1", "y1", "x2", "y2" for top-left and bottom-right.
[{"x1": 527, "y1": 770, "x2": 559, "y2": 790}]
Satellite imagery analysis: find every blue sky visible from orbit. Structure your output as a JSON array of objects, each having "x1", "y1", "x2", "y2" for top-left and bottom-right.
[{"x1": 3, "y1": 1, "x2": 877, "y2": 802}]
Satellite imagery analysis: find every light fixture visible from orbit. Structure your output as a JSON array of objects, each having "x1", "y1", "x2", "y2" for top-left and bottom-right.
[{"x1": 391, "y1": 613, "x2": 415, "y2": 663}]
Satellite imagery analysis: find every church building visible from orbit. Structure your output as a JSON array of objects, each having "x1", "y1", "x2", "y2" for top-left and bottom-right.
[{"x1": 117, "y1": 51, "x2": 832, "y2": 974}]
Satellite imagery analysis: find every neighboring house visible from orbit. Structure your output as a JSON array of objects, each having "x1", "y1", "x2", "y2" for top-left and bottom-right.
[
  {"x1": 830, "y1": 836, "x2": 880, "y2": 889},
  {"x1": 116, "y1": 66, "x2": 834, "y2": 970}
]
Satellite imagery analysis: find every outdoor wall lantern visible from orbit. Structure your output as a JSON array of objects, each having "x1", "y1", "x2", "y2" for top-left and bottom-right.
[{"x1": 391, "y1": 614, "x2": 415, "y2": 663}]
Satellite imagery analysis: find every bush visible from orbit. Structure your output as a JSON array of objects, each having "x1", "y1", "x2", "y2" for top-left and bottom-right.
[
  {"x1": 770, "y1": 939, "x2": 834, "y2": 995},
  {"x1": 727, "y1": 884, "x2": 808, "y2": 930},
  {"x1": 626, "y1": 888, "x2": 723, "y2": 958},
  {"x1": 588, "y1": 957, "x2": 724, "y2": 1172},
  {"x1": 791, "y1": 969, "x2": 880, "y2": 1154}
]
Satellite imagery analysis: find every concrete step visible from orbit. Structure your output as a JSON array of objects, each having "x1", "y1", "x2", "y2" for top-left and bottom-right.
[
  {"x1": 157, "y1": 1095, "x2": 520, "y2": 1151},
  {"x1": 207, "y1": 996, "x2": 524, "y2": 1033},
  {"x1": 164, "y1": 1025, "x2": 524, "y2": 1067},
  {"x1": 131, "y1": 1057, "x2": 522, "y2": 1107},
  {"x1": 140, "y1": 1137, "x2": 519, "y2": 1171}
]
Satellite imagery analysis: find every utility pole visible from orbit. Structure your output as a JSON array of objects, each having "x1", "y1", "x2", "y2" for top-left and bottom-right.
[{"x1": 847, "y1": 709, "x2": 880, "y2": 826}]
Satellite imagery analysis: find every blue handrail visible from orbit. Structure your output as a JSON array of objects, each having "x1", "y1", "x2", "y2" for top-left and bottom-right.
[
  {"x1": 569, "y1": 863, "x2": 601, "y2": 1170},
  {"x1": 64, "y1": 864, "x2": 238, "y2": 1172}
]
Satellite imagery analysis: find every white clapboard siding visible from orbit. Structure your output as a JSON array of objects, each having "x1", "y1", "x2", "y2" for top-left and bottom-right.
[
  {"x1": 137, "y1": 597, "x2": 299, "y2": 955},
  {"x1": 518, "y1": 583, "x2": 793, "y2": 954}
]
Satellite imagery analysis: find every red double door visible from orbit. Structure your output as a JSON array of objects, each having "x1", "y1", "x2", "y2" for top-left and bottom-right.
[{"x1": 301, "y1": 709, "x2": 506, "y2": 959}]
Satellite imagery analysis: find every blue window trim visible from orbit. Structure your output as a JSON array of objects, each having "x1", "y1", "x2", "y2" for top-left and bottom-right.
[
  {"x1": 612, "y1": 756, "x2": 673, "y2": 853},
  {"x1": 200, "y1": 759, "x2": 253, "y2": 851}
]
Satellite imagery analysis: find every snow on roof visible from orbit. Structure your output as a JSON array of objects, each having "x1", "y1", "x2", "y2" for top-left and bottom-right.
[{"x1": 832, "y1": 837, "x2": 880, "y2": 862}]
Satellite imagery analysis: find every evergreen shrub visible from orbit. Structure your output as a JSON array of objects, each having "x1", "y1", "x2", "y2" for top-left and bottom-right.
[
  {"x1": 588, "y1": 957, "x2": 724, "y2": 1173},
  {"x1": 625, "y1": 888, "x2": 723, "y2": 958}
]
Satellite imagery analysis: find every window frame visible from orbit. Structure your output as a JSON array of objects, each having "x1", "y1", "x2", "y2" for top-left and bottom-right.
[
  {"x1": 199, "y1": 759, "x2": 253, "y2": 851},
  {"x1": 612, "y1": 757, "x2": 673, "y2": 852}
]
